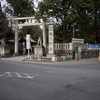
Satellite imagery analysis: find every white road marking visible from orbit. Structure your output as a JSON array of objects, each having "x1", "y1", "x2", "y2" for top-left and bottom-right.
[
  {"x1": 7, "y1": 72, "x2": 11, "y2": 77},
  {"x1": 0, "y1": 72, "x2": 39, "y2": 79},
  {"x1": 32, "y1": 74, "x2": 39, "y2": 78},
  {"x1": 24, "y1": 73, "x2": 33, "y2": 78},
  {"x1": 22, "y1": 73, "x2": 39, "y2": 79},
  {"x1": 15, "y1": 72, "x2": 22, "y2": 77},
  {"x1": 0, "y1": 72, "x2": 11, "y2": 77}
]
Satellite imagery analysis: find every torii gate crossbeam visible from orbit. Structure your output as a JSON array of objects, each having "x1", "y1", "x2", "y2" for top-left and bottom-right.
[{"x1": 7, "y1": 16, "x2": 54, "y2": 56}]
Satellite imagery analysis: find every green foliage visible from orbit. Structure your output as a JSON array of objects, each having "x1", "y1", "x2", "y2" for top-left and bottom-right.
[
  {"x1": 35, "y1": 1, "x2": 56, "y2": 21},
  {"x1": 35, "y1": 0, "x2": 100, "y2": 43},
  {"x1": 5, "y1": 0, "x2": 34, "y2": 16},
  {"x1": 0, "y1": 3, "x2": 14, "y2": 42},
  {"x1": 1, "y1": 0, "x2": 100, "y2": 44},
  {"x1": 54, "y1": 24, "x2": 63, "y2": 43},
  {"x1": 92, "y1": 0, "x2": 100, "y2": 43},
  {"x1": 19, "y1": 26, "x2": 42, "y2": 41}
]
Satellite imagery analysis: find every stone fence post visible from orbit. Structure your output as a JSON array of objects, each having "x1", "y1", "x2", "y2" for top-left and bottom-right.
[{"x1": 99, "y1": 50, "x2": 100, "y2": 62}]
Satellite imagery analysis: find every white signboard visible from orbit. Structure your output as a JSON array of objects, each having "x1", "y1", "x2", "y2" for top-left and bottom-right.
[
  {"x1": 49, "y1": 25, "x2": 54, "y2": 54},
  {"x1": 72, "y1": 38, "x2": 84, "y2": 43},
  {"x1": 26, "y1": 34, "x2": 31, "y2": 49}
]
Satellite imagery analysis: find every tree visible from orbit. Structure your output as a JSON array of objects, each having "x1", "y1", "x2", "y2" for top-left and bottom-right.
[
  {"x1": 73, "y1": 0, "x2": 100, "y2": 44},
  {"x1": 71, "y1": 0, "x2": 95, "y2": 43},
  {"x1": 5, "y1": 0, "x2": 34, "y2": 16},
  {"x1": 19, "y1": 26, "x2": 42, "y2": 41},
  {"x1": 0, "y1": 2, "x2": 14, "y2": 42},
  {"x1": 35, "y1": 0, "x2": 95, "y2": 43},
  {"x1": 4, "y1": 0, "x2": 41, "y2": 42},
  {"x1": 54, "y1": 24, "x2": 63, "y2": 43},
  {"x1": 35, "y1": 0, "x2": 72, "y2": 42},
  {"x1": 92, "y1": 0, "x2": 100, "y2": 43}
]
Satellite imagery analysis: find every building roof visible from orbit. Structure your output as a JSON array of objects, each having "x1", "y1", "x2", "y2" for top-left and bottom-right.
[{"x1": 9, "y1": 36, "x2": 36, "y2": 43}]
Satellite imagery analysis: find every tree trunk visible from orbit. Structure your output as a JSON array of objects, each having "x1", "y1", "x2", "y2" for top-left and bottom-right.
[
  {"x1": 63, "y1": 14, "x2": 70, "y2": 43},
  {"x1": 94, "y1": 9, "x2": 98, "y2": 44}
]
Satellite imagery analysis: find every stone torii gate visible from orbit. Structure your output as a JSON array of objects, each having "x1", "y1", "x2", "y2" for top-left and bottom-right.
[{"x1": 7, "y1": 16, "x2": 55, "y2": 56}]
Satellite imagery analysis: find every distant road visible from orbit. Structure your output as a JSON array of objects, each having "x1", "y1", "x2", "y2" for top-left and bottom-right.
[{"x1": 0, "y1": 60, "x2": 100, "y2": 100}]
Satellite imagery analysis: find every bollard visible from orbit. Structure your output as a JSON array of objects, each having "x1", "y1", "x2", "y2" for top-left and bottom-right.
[{"x1": 99, "y1": 50, "x2": 100, "y2": 62}]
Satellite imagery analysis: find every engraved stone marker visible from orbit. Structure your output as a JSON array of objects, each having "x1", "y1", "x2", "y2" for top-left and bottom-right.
[{"x1": 48, "y1": 25, "x2": 54, "y2": 54}]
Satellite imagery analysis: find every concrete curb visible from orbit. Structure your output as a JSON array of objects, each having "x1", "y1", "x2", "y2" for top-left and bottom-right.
[{"x1": 0, "y1": 56, "x2": 100, "y2": 65}]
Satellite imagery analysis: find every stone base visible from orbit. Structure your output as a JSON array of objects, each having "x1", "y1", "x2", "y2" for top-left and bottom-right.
[
  {"x1": 46, "y1": 54, "x2": 56, "y2": 58},
  {"x1": 13, "y1": 53, "x2": 19, "y2": 56},
  {"x1": 46, "y1": 54, "x2": 57, "y2": 61},
  {"x1": 61, "y1": 56, "x2": 67, "y2": 60},
  {"x1": 99, "y1": 56, "x2": 100, "y2": 62},
  {"x1": 99, "y1": 51, "x2": 100, "y2": 62},
  {"x1": 30, "y1": 55, "x2": 52, "y2": 61},
  {"x1": 34, "y1": 46, "x2": 45, "y2": 56}
]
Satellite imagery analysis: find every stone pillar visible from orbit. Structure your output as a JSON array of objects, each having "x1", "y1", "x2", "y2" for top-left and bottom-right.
[
  {"x1": 99, "y1": 50, "x2": 100, "y2": 62},
  {"x1": 43, "y1": 21, "x2": 46, "y2": 55},
  {"x1": 14, "y1": 20, "x2": 18, "y2": 55},
  {"x1": 29, "y1": 18, "x2": 31, "y2": 23},
  {"x1": 47, "y1": 24, "x2": 56, "y2": 61},
  {"x1": 69, "y1": 42, "x2": 73, "y2": 50},
  {"x1": 48, "y1": 25, "x2": 54, "y2": 54}
]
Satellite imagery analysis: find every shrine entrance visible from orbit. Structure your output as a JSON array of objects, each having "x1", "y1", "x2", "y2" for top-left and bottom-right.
[{"x1": 7, "y1": 16, "x2": 55, "y2": 56}]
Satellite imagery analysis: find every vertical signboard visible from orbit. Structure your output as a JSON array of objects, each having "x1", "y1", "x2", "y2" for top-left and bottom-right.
[
  {"x1": 26, "y1": 34, "x2": 31, "y2": 58},
  {"x1": 48, "y1": 25, "x2": 54, "y2": 54},
  {"x1": 26, "y1": 34, "x2": 31, "y2": 49}
]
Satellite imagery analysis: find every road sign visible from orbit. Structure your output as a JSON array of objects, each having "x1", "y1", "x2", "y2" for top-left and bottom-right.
[
  {"x1": 72, "y1": 38, "x2": 84, "y2": 43},
  {"x1": 88, "y1": 44, "x2": 100, "y2": 50}
]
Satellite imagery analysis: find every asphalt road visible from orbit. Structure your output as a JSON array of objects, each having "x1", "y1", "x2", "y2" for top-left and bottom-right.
[{"x1": 0, "y1": 60, "x2": 100, "y2": 100}]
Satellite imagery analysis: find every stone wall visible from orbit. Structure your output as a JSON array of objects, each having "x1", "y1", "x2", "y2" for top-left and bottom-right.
[
  {"x1": 81, "y1": 50, "x2": 99, "y2": 58},
  {"x1": 54, "y1": 50, "x2": 99, "y2": 59},
  {"x1": 54, "y1": 50, "x2": 75, "y2": 58},
  {"x1": 54, "y1": 43, "x2": 99, "y2": 59},
  {"x1": 0, "y1": 39, "x2": 10, "y2": 57},
  {"x1": 0, "y1": 46, "x2": 10, "y2": 57}
]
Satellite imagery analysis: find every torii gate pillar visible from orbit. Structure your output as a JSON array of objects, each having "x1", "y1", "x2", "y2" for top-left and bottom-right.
[
  {"x1": 43, "y1": 21, "x2": 47, "y2": 55},
  {"x1": 14, "y1": 20, "x2": 19, "y2": 55},
  {"x1": 7, "y1": 16, "x2": 55, "y2": 56}
]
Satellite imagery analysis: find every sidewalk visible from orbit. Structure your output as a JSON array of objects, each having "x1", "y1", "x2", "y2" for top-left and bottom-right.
[
  {"x1": 0, "y1": 55, "x2": 27, "y2": 62},
  {"x1": 0, "y1": 55, "x2": 100, "y2": 65},
  {"x1": 56, "y1": 57, "x2": 100, "y2": 65}
]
